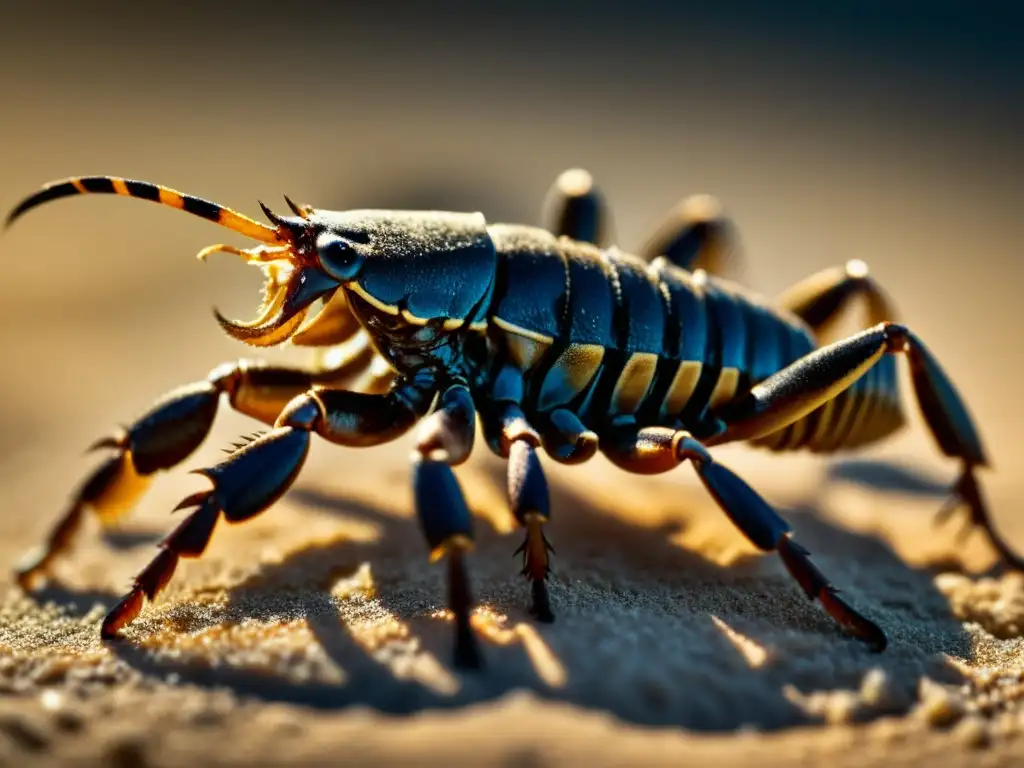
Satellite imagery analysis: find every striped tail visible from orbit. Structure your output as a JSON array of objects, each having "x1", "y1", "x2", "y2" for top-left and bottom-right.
[{"x1": 5, "y1": 176, "x2": 281, "y2": 243}]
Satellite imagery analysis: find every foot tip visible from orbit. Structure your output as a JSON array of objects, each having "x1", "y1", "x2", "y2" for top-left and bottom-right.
[
  {"x1": 14, "y1": 548, "x2": 50, "y2": 591},
  {"x1": 817, "y1": 587, "x2": 888, "y2": 653},
  {"x1": 13, "y1": 567, "x2": 45, "y2": 593},
  {"x1": 101, "y1": 590, "x2": 144, "y2": 639},
  {"x1": 529, "y1": 579, "x2": 554, "y2": 623},
  {"x1": 100, "y1": 609, "x2": 129, "y2": 640},
  {"x1": 453, "y1": 643, "x2": 484, "y2": 671},
  {"x1": 530, "y1": 605, "x2": 555, "y2": 624},
  {"x1": 452, "y1": 617, "x2": 484, "y2": 670},
  {"x1": 858, "y1": 621, "x2": 888, "y2": 653}
]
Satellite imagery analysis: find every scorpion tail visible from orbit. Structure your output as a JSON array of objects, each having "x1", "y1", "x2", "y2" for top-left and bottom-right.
[{"x1": 5, "y1": 176, "x2": 282, "y2": 244}]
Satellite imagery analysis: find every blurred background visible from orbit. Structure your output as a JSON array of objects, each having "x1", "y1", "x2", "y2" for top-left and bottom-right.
[
  {"x1": 0, "y1": 1, "x2": 1021, "y2": 495},
  {"x1": 0, "y1": 1, "x2": 1022, "y2": 760}
]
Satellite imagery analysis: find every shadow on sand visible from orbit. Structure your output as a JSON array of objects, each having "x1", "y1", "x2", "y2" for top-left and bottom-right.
[
  {"x1": 825, "y1": 458, "x2": 953, "y2": 497},
  {"x1": 36, "y1": 454, "x2": 968, "y2": 732}
]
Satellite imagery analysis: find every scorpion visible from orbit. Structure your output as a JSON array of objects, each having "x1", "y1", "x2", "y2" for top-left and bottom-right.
[{"x1": 5, "y1": 168, "x2": 1016, "y2": 669}]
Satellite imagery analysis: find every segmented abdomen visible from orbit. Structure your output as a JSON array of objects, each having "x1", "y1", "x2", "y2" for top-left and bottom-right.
[{"x1": 485, "y1": 224, "x2": 904, "y2": 452}]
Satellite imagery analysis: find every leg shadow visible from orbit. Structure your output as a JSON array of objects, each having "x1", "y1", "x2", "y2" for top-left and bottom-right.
[
  {"x1": 28, "y1": 584, "x2": 121, "y2": 619},
  {"x1": 14, "y1": 527, "x2": 164, "y2": 618},
  {"x1": 824, "y1": 456, "x2": 1022, "y2": 577},
  {"x1": 105, "y1": 452, "x2": 972, "y2": 732},
  {"x1": 826, "y1": 458, "x2": 951, "y2": 497}
]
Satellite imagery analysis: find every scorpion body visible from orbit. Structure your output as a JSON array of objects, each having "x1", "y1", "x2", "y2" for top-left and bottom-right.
[
  {"x1": 4, "y1": 169, "x2": 1013, "y2": 669},
  {"x1": 475, "y1": 224, "x2": 904, "y2": 459}
]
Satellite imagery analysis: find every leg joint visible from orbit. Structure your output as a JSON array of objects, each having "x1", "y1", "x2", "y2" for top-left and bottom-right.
[
  {"x1": 415, "y1": 384, "x2": 476, "y2": 465},
  {"x1": 844, "y1": 258, "x2": 870, "y2": 280},
  {"x1": 207, "y1": 360, "x2": 244, "y2": 398},
  {"x1": 674, "y1": 431, "x2": 711, "y2": 465},
  {"x1": 880, "y1": 321, "x2": 910, "y2": 352},
  {"x1": 275, "y1": 391, "x2": 324, "y2": 431}
]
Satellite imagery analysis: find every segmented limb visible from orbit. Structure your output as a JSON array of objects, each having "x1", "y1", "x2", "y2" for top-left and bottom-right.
[
  {"x1": 539, "y1": 408, "x2": 599, "y2": 465},
  {"x1": 541, "y1": 168, "x2": 608, "y2": 245},
  {"x1": 480, "y1": 370, "x2": 557, "y2": 622},
  {"x1": 602, "y1": 424, "x2": 887, "y2": 651},
  {"x1": 776, "y1": 267, "x2": 1014, "y2": 567},
  {"x1": 509, "y1": 436, "x2": 555, "y2": 622},
  {"x1": 414, "y1": 383, "x2": 484, "y2": 668},
  {"x1": 14, "y1": 348, "x2": 371, "y2": 591},
  {"x1": 777, "y1": 259, "x2": 897, "y2": 341},
  {"x1": 713, "y1": 322, "x2": 1019, "y2": 570},
  {"x1": 100, "y1": 369, "x2": 437, "y2": 640},
  {"x1": 637, "y1": 193, "x2": 737, "y2": 275}
]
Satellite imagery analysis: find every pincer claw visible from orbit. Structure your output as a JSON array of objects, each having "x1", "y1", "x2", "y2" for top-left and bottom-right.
[{"x1": 193, "y1": 427, "x2": 311, "y2": 522}]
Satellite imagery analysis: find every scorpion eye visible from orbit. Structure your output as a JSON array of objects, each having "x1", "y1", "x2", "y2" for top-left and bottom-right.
[{"x1": 316, "y1": 232, "x2": 363, "y2": 280}]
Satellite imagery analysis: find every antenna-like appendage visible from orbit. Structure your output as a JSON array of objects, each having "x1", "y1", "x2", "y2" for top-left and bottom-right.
[{"x1": 6, "y1": 176, "x2": 282, "y2": 243}]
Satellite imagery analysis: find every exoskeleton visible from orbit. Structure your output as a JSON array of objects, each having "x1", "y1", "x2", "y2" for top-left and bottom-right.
[{"x1": 6, "y1": 169, "x2": 1014, "y2": 668}]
